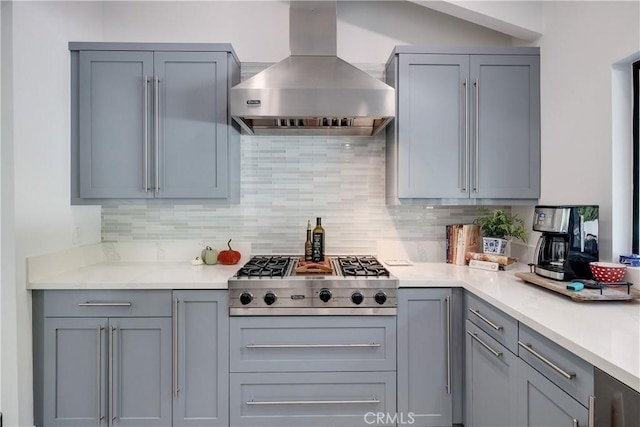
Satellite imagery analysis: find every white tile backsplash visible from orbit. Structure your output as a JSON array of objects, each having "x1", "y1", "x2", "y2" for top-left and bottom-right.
[{"x1": 102, "y1": 133, "x2": 497, "y2": 256}]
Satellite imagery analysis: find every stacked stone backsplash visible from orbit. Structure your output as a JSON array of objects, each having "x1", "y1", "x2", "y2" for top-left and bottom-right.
[{"x1": 101, "y1": 63, "x2": 505, "y2": 258}]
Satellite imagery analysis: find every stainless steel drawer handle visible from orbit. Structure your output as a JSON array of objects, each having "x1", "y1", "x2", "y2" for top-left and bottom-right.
[
  {"x1": 246, "y1": 398, "x2": 380, "y2": 405},
  {"x1": 467, "y1": 331, "x2": 502, "y2": 358},
  {"x1": 468, "y1": 308, "x2": 503, "y2": 331},
  {"x1": 245, "y1": 343, "x2": 381, "y2": 349},
  {"x1": 518, "y1": 341, "x2": 576, "y2": 380},
  {"x1": 78, "y1": 302, "x2": 132, "y2": 307},
  {"x1": 572, "y1": 419, "x2": 579, "y2": 427}
]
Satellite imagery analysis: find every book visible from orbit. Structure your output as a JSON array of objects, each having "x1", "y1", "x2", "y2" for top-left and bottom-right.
[{"x1": 446, "y1": 224, "x2": 480, "y2": 265}]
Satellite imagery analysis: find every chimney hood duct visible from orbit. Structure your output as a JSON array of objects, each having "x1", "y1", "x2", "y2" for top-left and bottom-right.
[{"x1": 230, "y1": 1, "x2": 395, "y2": 137}]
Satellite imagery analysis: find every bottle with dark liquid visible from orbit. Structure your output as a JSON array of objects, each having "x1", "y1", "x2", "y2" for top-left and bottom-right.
[
  {"x1": 304, "y1": 220, "x2": 313, "y2": 261},
  {"x1": 311, "y1": 217, "x2": 325, "y2": 262}
]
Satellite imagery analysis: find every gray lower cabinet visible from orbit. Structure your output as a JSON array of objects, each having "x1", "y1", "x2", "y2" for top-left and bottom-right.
[
  {"x1": 397, "y1": 288, "x2": 453, "y2": 427},
  {"x1": 72, "y1": 43, "x2": 240, "y2": 201},
  {"x1": 173, "y1": 290, "x2": 229, "y2": 427},
  {"x1": 229, "y1": 315, "x2": 397, "y2": 427},
  {"x1": 385, "y1": 47, "x2": 540, "y2": 203},
  {"x1": 464, "y1": 319, "x2": 518, "y2": 427},
  {"x1": 230, "y1": 372, "x2": 397, "y2": 427},
  {"x1": 514, "y1": 357, "x2": 588, "y2": 426},
  {"x1": 41, "y1": 316, "x2": 172, "y2": 427}
]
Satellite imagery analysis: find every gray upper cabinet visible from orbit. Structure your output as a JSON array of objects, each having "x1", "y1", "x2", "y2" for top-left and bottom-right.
[
  {"x1": 72, "y1": 43, "x2": 240, "y2": 202},
  {"x1": 173, "y1": 290, "x2": 229, "y2": 427},
  {"x1": 385, "y1": 47, "x2": 540, "y2": 204},
  {"x1": 397, "y1": 288, "x2": 453, "y2": 427}
]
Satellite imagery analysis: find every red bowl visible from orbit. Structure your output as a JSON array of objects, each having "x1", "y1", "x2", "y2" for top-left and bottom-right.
[{"x1": 589, "y1": 262, "x2": 627, "y2": 283}]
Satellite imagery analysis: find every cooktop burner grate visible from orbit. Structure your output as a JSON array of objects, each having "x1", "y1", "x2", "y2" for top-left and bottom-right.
[
  {"x1": 337, "y1": 256, "x2": 390, "y2": 277},
  {"x1": 236, "y1": 256, "x2": 292, "y2": 278}
]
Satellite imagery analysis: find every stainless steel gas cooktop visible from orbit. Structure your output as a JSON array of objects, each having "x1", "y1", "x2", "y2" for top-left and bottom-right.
[{"x1": 228, "y1": 256, "x2": 398, "y2": 316}]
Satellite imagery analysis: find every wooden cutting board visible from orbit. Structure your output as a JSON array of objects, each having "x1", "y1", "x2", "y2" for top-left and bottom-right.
[
  {"x1": 515, "y1": 272, "x2": 640, "y2": 302},
  {"x1": 295, "y1": 258, "x2": 333, "y2": 274}
]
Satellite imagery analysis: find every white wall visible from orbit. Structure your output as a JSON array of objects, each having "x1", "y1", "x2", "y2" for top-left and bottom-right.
[
  {"x1": 532, "y1": 0, "x2": 639, "y2": 261},
  {"x1": 6, "y1": 2, "x2": 104, "y2": 425}
]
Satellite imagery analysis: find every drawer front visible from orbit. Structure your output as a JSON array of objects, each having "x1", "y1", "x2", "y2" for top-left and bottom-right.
[
  {"x1": 230, "y1": 316, "x2": 396, "y2": 372},
  {"x1": 465, "y1": 292, "x2": 518, "y2": 354},
  {"x1": 43, "y1": 290, "x2": 172, "y2": 317},
  {"x1": 230, "y1": 371, "x2": 397, "y2": 427},
  {"x1": 518, "y1": 323, "x2": 594, "y2": 407}
]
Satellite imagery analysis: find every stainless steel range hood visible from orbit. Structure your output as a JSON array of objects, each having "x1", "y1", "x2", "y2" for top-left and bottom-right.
[{"x1": 230, "y1": 1, "x2": 395, "y2": 137}]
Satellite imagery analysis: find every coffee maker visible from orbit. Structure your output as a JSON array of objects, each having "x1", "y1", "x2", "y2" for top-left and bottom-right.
[{"x1": 532, "y1": 205, "x2": 599, "y2": 281}]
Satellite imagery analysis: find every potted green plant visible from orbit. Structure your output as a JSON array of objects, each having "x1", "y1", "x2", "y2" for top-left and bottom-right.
[{"x1": 474, "y1": 208, "x2": 528, "y2": 255}]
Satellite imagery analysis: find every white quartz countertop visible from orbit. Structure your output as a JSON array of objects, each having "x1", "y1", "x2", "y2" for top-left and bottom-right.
[{"x1": 27, "y1": 243, "x2": 640, "y2": 392}]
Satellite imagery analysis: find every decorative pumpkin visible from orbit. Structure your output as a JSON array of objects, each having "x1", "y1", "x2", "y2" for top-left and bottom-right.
[
  {"x1": 217, "y1": 239, "x2": 241, "y2": 265},
  {"x1": 200, "y1": 246, "x2": 219, "y2": 265}
]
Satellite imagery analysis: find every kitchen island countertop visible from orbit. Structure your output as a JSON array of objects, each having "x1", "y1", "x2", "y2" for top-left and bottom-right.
[{"x1": 27, "y1": 243, "x2": 640, "y2": 393}]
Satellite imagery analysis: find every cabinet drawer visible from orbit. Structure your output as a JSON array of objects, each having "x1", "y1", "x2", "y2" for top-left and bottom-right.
[
  {"x1": 43, "y1": 290, "x2": 172, "y2": 317},
  {"x1": 465, "y1": 292, "x2": 518, "y2": 354},
  {"x1": 230, "y1": 371, "x2": 397, "y2": 427},
  {"x1": 518, "y1": 323, "x2": 594, "y2": 407},
  {"x1": 230, "y1": 316, "x2": 396, "y2": 372}
]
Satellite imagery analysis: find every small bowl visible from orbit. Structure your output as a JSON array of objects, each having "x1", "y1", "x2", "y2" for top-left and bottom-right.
[
  {"x1": 619, "y1": 254, "x2": 640, "y2": 267},
  {"x1": 589, "y1": 262, "x2": 627, "y2": 283}
]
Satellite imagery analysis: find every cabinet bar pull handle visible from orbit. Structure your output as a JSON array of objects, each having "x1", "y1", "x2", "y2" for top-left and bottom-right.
[
  {"x1": 467, "y1": 331, "x2": 502, "y2": 358},
  {"x1": 245, "y1": 343, "x2": 380, "y2": 349},
  {"x1": 143, "y1": 75, "x2": 149, "y2": 192},
  {"x1": 79, "y1": 302, "x2": 132, "y2": 307},
  {"x1": 518, "y1": 341, "x2": 576, "y2": 380},
  {"x1": 468, "y1": 308, "x2": 503, "y2": 330},
  {"x1": 587, "y1": 395, "x2": 595, "y2": 427},
  {"x1": 462, "y1": 79, "x2": 469, "y2": 193},
  {"x1": 154, "y1": 76, "x2": 160, "y2": 193},
  {"x1": 173, "y1": 298, "x2": 180, "y2": 397},
  {"x1": 108, "y1": 326, "x2": 115, "y2": 427},
  {"x1": 445, "y1": 296, "x2": 452, "y2": 394},
  {"x1": 97, "y1": 326, "x2": 104, "y2": 424},
  {"x1": 572, "y1": 419, "x2": 579, "y2": 427},
  {"x1": 473, "y1": 79, "x2": 479, "y2": 192},
  {"x1": 246, "y1": 398, "x2": 380, "y2": 405}
]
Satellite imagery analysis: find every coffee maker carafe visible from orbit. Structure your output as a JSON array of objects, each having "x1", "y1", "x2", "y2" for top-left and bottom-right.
[{"x1": 532, "y1": 205, "x2": 599, "y2": 281}]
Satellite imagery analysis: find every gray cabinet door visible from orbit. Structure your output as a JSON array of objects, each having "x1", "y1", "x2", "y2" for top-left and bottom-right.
[
  {"x1": 470, "y1": 55, "x2": 540, "y2": 199},
  {"x1": 43, "y1": 317, "x2": 108, "y2": 427},
  {"x1": 514, "y1": 357, "x2": 588, "y2": 427},
  {"x1": 397, "y1": 288, "x2": 453, "y2": 427},
  {"x1": 173, "y1": 290, "x2": 229, "y2": 427},
  {"x1": 465, "y1": 320, "x2": 518, "y2": 427},
  {"x1": 397, "y1": 54, "x2": 469, "y2": 198},
  {"x1": 79, "y1": 51, "x2": 154, "y2": 199},
  {"x1": 154, "y1": 52, "x2": 229, "y2": 198},
  {"x1": 110, "y1": 317, "x2": 172, "y2": 427}
]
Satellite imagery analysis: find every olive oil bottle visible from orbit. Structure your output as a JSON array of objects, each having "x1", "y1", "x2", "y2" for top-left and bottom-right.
[
  {"x1": 311, "y1": 217, "x2": 325, "y2": 262},
  {"x1": 304, "y1": 220, "x2": 313, "y2": 261}
]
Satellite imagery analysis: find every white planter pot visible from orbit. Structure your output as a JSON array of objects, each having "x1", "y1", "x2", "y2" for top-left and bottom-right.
[{"x1": 482, "y1": 237, "x2": 509, "y2": 255}]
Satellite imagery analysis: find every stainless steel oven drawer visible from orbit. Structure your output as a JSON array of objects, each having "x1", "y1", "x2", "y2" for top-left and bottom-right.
[
  {"x1": 230, "y1": 316, "x2": 396, "y2": 372},
  {"x1": 230, "y1": 371, "x2": 397, "y2": 427}
]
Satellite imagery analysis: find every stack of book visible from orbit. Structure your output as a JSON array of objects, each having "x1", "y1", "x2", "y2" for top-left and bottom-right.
[{"x1": 445, "y1": 224, "x2": 481, "y2": 265}]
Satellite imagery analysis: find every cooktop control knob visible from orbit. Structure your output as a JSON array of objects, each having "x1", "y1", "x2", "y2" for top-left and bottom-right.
[
  {"x1": 351, "y1": 291, "x2": 364, "y2": 305},
  {"x1": 263, "y1": 291, "x2": 277, "y2": 306},
  {"x1": 374, "y1": 291, "x2": 387, "y2": 305},
  {"x1": 319, "y1": 288, "x2": 332, "y2": 303},
  {"x1": 239, "y1": 292, "x2": 253, "y2": 305}
]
